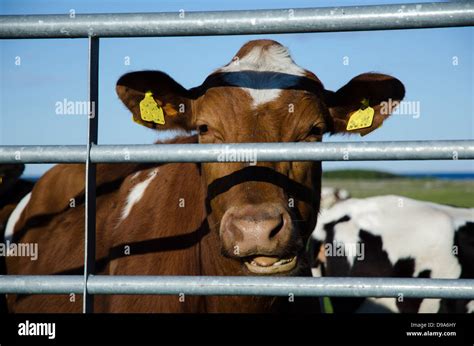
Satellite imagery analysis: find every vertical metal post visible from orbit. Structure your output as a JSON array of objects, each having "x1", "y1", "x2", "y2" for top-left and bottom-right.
[{"x1": 83, "y1": 36, "x2": 99, "y2": 313}]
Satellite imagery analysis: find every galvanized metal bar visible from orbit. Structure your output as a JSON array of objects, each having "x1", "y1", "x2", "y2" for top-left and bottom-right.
[
  {"x1": 92, "y1": 140, "x2": 474, "y2": 163},
  {"x1": 83, "y1": 37, "x2": 99, "y2": 314},
  {"x1": 0, "y1": 276, "x2": 473, "y2": 299},
  {"x1": 0, "y1": 276, "x2": 84, "y2": 294},
  {"x1": 0, "y1": 2, "x2": 473, "y2": 39},
  {"x1": 0, "y1": 140, "x2": 472, "y2": 164},
  {"x1": 0, "y1": 145, "x2": 86, "y2": 163}
]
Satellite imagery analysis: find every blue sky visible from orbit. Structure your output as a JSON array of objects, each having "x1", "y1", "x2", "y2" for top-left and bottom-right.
[{"x1": 1, "y1": 0, "x2": 473, "y2": 177}]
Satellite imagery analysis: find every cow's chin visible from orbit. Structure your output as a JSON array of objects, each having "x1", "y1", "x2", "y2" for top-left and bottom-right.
[{"x1": 243, "y1": 255, "x2": 298, "y2": 274}]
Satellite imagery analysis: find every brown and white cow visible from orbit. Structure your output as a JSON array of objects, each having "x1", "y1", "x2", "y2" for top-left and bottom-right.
[{"x1": 3, "y1": 40, "x2": 404, "y2": 312}]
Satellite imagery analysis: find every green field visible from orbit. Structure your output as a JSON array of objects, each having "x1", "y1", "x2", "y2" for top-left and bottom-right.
[{"x1": 323, "y1": 176, "x2": 474, "y2": 208}]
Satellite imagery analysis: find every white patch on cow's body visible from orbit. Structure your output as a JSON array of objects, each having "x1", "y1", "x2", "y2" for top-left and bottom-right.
[
  {"x1": 119, "y1": 169, "x2": 158, "y2": 222},
  {"x1": 424, "y1": 201, "x2": 474, "y2": 230},
  {"x1": 356, "y1": 297, "x2": 441, "y2": 314},
  {"x1": 311, "y1": 267, "x2": 322, "y2": 277},
  {"x1": 353, "y1": 297, "x2": 441, "y2": 314},
  {"x1": 219, "y1": 43, "x2": 306, "y2": 107},
  {"x1": 418, "y1": 299, "x2": 441, "y2": 313},
  {"x1": 466, "y1": 300, "x2": 474, "y2": 313},
  {"x1": 357, "y1": 298, "x2": 399, "y2": 313},
  {"x1": 313, "y1": 195, "x2": 466, "y2": 278},
  {"x1": 4, "y1": 192, "x2": 31, "y2": 242}
]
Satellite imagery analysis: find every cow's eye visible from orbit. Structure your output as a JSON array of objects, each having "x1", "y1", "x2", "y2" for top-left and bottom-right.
[
  {"x1": 308, "y1": 125, "x2": 323, "y2": 137},
  {"x1": 198, "y1": 124, "x2": 209, "y2": 135}
]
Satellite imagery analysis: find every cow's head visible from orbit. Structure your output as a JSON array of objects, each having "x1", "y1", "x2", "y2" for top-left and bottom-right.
[{"x1": 116, "y1": 40, "x2": 404, "y2": 275}]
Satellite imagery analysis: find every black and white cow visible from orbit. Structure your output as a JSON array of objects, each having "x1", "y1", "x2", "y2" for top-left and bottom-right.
[{"x1": 311, "y1": 195, "x2": 474, "y2": 313}]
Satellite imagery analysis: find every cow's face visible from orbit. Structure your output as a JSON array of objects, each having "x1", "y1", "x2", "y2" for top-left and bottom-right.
[{"x1": 116, "y1": 40, "x2": 404, "y2": 275}]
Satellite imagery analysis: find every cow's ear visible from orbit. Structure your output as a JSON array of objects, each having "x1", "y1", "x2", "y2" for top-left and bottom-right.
[
  {"x1": 116, "y1": 71, "x2": 195, "y2": 131},
  {"x1": 324, "y1": 73, "x2": 405, "y2": 136}
]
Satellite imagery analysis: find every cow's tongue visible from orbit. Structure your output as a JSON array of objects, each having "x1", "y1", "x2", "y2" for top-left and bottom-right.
[{"x1": 252, "y1": 256, "x2": 279, "y2": 267}]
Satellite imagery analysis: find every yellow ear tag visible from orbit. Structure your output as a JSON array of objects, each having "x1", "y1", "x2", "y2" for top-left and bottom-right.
[
  {"x1": 139, "y1": 91, "x2": 165, "y2": 125},
  {"x1": 346, "y1": 105, "x2": 375, "y2": 131}
]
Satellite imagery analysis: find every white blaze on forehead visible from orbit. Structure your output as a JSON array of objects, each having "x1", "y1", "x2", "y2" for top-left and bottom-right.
[
  {"x1": 4, "y1": 192, "x2": 31, "y2": 242},
  {"x1": 219, "y1": 43, "x2": 306, "y2": 107},
  {"x1": 120, "y1": 169, "x2": 158, "y2": 222}
]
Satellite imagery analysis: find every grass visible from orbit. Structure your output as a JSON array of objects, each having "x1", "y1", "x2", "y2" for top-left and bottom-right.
[{"x1": 323, "y1": 178, "x2": 474, "y2": 208}]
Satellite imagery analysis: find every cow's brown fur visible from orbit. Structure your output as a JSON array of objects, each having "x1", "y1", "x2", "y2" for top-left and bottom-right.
[{"x1": 5, "y1": 40, "x2": 404, "y2": 313}]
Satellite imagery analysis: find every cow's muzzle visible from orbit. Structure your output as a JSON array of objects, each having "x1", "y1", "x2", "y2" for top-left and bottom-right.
[{"x1": 220, "y1": 203, "x2": 298, "y2": 274}]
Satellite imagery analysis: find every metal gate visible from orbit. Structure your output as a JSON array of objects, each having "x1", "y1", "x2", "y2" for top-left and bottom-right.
[{"x1": 0, "y1": 2, "x2": 473, "y2": 313}]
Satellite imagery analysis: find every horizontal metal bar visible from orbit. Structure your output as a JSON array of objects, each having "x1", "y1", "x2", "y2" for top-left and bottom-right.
[
  {"x1": 0, "y1": 275, "x2": 83, "y2": 294},
  {"x1": 0, "y1": 140, "x2": 472, "y2": 164},
  {"x1": 0, "y1": 276, "x2": 473, "y2": 299},
  {"x1": 0, "y1": 145, "x2": 86, "y2": 163},
  {"x1": 1, "y1": 2, "x2": 473, "y2": 39}
]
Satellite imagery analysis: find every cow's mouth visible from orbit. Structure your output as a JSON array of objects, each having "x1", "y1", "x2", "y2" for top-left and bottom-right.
[{"x1": 244, "y1": 255, "x2": 297, "y2": 274}]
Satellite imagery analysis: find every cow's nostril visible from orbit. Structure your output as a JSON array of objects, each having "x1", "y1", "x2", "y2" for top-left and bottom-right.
[{"x1": 269, "y1": 215, "x2": 284, "y2": 239}]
